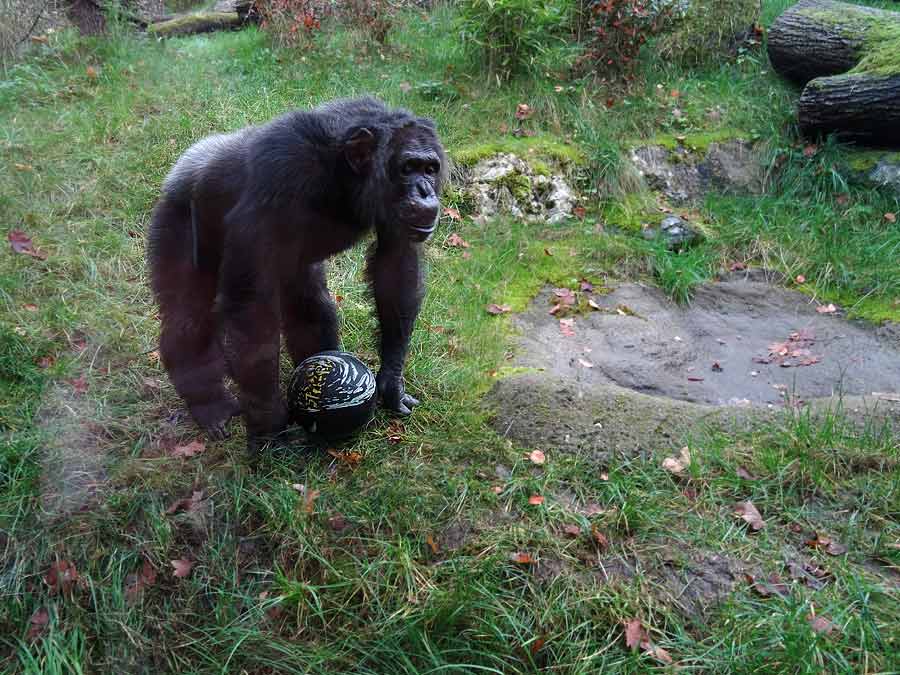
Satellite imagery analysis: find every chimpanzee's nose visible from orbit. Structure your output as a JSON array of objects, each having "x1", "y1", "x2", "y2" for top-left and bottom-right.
[{"x1": 416, "y1": 179, "x2": 432, "y2": 199}]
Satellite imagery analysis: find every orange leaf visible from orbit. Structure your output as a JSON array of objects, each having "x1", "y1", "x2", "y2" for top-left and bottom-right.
[
  {"x1": 171, "y1": 440, "x2": 205, "y2": 458},
  {"x1": 528, "y1": 495, "x2": 545, "y2": 505},
  {"x1": 304, "y1": 488, "x2": 320, "y2": 514},
  {"x1": 426, "y1": 535, "x2": 439, "y2": 555},
  {"x1": 486, "y1": 303, "x2": 511, "y2": 315},
  {"x1": 443, "y1": 207, "x2": 462, "y2": 221},
  {"x1": 733, "y1": 500, "x2": 765, "y2": 531},
  {"x1": 446, "y1": 232, "x2": 469, "y2": 248},
  {"x1": 171, "y1": 558, "x2": 193, "y2": 578},
  {"x1": 510, "y1": 552, "x2": 534, "y2": 564}
]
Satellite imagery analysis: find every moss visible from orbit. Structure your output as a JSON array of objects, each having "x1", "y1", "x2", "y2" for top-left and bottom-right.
[
  {"x1": 494, "y1": 171, "x2": 532, "y2": 202},
  {"x1": 797, "y1": 7, "x2": 900, "y2": 76},
  {"x1": 851, "y1": 23, "x2": 900, "y2": 76},
  {"x1": 642, "y1": 128, "x2": 750, "y2": 155},
  {"x1": 844, "y1": 150, "x2": 900, "y2": 175},
  {"x1": 148, "y1": 12, "x2": 240, "y2": 38},
  {"x1": 451, "y1": 136, "x2": 586, "y2": 168},
  {"x1": 600, "y1": 191, "x2": 660, "y2": 233}
]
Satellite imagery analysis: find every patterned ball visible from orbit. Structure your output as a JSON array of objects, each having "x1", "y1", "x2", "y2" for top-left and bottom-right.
[{"x1": 287, "y1": 351, "x2": 377, "y2": 439}]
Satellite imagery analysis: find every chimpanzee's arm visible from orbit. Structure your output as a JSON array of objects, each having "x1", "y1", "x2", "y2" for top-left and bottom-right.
[{"x1": 368, "y1": 236, "x2": 424, "y2": 415}]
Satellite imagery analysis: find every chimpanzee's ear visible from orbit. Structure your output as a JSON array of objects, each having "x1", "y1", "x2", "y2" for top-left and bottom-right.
[{"x1": 344, "y1": 127, "x2": 376, "y2": 174}]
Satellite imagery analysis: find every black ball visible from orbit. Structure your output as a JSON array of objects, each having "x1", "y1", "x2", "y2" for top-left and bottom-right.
[{"x1": 287, "y1": 351, "x2": 377, "y2": 439}]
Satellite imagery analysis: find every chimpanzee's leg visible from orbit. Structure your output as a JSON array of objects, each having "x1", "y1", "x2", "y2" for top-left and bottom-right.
[
  {"x1": 281, "y1": 262, "x2": 340, "y2": 367},
  {"x1": 149, "y1": 199, "x2": 238, "y2": 439},
  {"x1": 217, "y1": 234, "x2": 286, "y2": 449}
]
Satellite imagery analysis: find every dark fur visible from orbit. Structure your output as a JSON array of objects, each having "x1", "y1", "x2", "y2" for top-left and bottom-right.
[{"x1": 147, "y1": 97, "x2": 446, "y2": 449}]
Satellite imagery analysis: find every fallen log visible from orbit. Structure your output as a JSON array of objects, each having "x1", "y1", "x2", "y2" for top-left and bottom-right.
[
  {"x1": 148, "y1": 11, "x2": 242, "y2": 38},
  {"x1": 768, "y1": 0, "x2": 900, "y2": 144}
]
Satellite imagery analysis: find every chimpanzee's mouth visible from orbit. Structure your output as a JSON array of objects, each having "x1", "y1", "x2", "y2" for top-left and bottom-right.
[{"x1": 409, "y1": 223, "x2": 436, "y2": 242}]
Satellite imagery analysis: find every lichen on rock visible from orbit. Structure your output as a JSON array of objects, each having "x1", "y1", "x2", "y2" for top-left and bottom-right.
[{"x1": 458, "y1": 153, "x2": 577, "y2": 224}]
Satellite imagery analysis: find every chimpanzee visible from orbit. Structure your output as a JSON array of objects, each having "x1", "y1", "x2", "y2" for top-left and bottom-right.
[{"x1": 147, "y1": 97, "x2": 446, "y2": 450}]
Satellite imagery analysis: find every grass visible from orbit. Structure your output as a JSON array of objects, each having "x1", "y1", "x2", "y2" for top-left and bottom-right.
[{"x1": 1, "y1": 2, "x2": 899, "y2": 673}]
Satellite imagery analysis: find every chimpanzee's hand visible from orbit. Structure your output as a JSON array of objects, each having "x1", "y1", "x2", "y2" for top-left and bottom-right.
[{"x1": 376, "y1": 371, "x2": 419, "y2": 415}]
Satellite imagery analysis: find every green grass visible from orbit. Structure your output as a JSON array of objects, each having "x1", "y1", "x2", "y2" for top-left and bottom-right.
[{"x1": 1, "y1": 3, "x2": 899, "y2": 673}]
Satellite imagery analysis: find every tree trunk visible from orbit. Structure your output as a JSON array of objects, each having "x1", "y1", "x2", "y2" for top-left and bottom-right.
[
  {"x1": 798, "y1": 74, "x2": 900, "y2": 144},
  {"x1": 148, "y1": 11, "x2": 242, "y2": 38},
  {"x1": 64, "y1": 0, "x2": 106, "y2": 35},
  {"x1": 767, "y1": 0, "x2": 893, "y2": 85},
  {"x1": 768, "y1": 0, "x2": 900, "y2": 144}
]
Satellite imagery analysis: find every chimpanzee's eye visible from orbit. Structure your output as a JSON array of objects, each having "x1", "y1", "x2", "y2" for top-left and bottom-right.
[
  {"x1": 425, "y1": 163, "x2": 439, "y2": 176},
  {"x1": 401, "y1": 161, "x2": 415, "y2": 176}
]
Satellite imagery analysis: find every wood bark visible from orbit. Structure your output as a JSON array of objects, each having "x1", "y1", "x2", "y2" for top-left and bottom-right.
[
  {"x1": 768, "y1": 0, "x2": 900, "y2": 144},
  {"x1": 148, "y1": 11, "x2": 242, "y2": 38},
  {"x1": 798, "y1": 74, "x2": 900, "y2": 144}
]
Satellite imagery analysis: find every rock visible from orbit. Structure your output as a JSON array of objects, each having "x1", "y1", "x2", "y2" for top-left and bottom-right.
[
  {"x1": 870, "y1": 157, "x2": 900, "y2": 194},
  {"x1": 460, "y1": 153, "x2": 578, "y2": 224},
  {"x1": 642, "y1": 215, "x2": 701, "y2": 250},
  {"x1": 629, "y1": 140, "x2": 764, "y2": 204}
]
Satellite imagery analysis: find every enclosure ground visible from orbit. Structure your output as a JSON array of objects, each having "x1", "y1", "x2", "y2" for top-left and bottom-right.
[{"x1": 1, "y1": 3, "x2": 898, "y2": 673}]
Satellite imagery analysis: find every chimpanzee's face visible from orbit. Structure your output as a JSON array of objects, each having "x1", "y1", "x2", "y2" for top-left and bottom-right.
[
  {"x1": 391, "y1": 143, "x2": 442, "y2": 242},
  {"x1": 344, "y1": 122, "x2": 445, "y2": 242}
]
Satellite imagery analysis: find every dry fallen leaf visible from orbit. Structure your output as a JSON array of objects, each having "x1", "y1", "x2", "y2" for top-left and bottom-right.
[
  {"x1": 171, "y1": 440, "x2": 205, "y2": 459},
  {"x1": 578, "y1": 358, "x2": 594, "y2": 368},
  {"x1": 9, "y1": 229, "x2": 48, "y2": 259},
  {"x1": 486, "y1": 303, "x2": 511, "y2": 315},
  {"x1": 528, "y1": 495, "x2": 545, "y2": 505},
  {"x1": 559, "y1": 318, "x2": 575, "y2": 337},
  {"x1": 165, "y1": 490, "x2": 204, "y2": 515},
  {"x1": 562, "y1": 524, "x2": 581, "y2": 538},
  {"x1": 446, "y1": 232, "x2": 469, "y2": 248},
  {"x1": 44, "y1": 560, "x2": 79, "y2": 595},
  {"x1": 662, "y1": 446, "x2": 691, "y2": 476},
  {"x1": 426, "y1": 535, "x2": 439, "y2": 555},
  {"x1": 528, "y1": 449, "x2": 546, "y2": 465},
  {"x1": 304, "y1": 488, "x2": 320, "y2": 514},
  {"x1": 808, "y1": 614, "x2": 840, "y2": 637},
  {"x1": 622, "y1": 618, "x2": 672, "y2": 664},
  {"x1": 510, "y1": 552, "x2": 534, "y2": 564},
  {"x1": 492, "y1": 485, "x2": 503, "y2": 494},
  {"x1": 124, "y1": 559, "x2": 157, "y2": 602},
  {"x1": 328, "y1": 514, "x2": 348, "y2": 531},
  {"x1": 624, "y1": 618, "x2": 645, "y2": 649},
  {"x1": 734, "y1": 500, "x2": 765, "y2": 531},
  {"x1": 735, "y1": 465, "x2": 758, "y2": 481},
  {"x1": 171, "y1": 558, "x2": 193, "y2": 578},
  {"x1": 816, "y1": 303, "x2": 837, "y2": 314},
  {"x1": 573, "y1": 206, "x2": 586, "y2": 219},
  {"x1": 68, "y1": 376, "x2": 88, "y2": 394},
  {"x1": 884, "y1": 212, "x2": 897, "y2": 223},
  {"x1": 27, "y1": 607, "x2": 50, "y2": 641},
  {"x1": 515, "y1": 103, "x2": 533, "y2": 120},
  {"x1": 588, "y1": 298, "x2": 601, "y2": 310},
  {"x1": 805, "y1": 533, "x2": 847, "y2": 556},
  {"x1": 746, "y1": 572, "x2": 790, "y2": 598},
  {"x1": 442, "y1": 206, "x2": 461, "y2": 221},
  {"x1": 86, "y1": 65, "x2": 98, "y2": 79},
  {"x1": 803, "y1": 143, "x2": 818, "y2": 157},
  {"x1": 795, "y1": 274, "x2": 806, "y2": 284},
  {"x1": 591, "y1": 525, "x2": 609, "y2": 550}
]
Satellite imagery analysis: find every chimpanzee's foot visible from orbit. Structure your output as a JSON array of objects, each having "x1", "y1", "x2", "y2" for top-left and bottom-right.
[{"x1": 189, "y1": 396, "x2": 241, "y2": 440}]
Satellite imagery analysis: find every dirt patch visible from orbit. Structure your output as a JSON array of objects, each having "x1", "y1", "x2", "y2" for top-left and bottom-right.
[
  {"x1": 38, "y1": 384, "x2": 110, "y2": 518},
  {"x1": 652, "y1": 551, "x2": 750, "y2": 618},
  {"x1": 487, "y1": 273, "x2": 900, "y2": 454}
]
